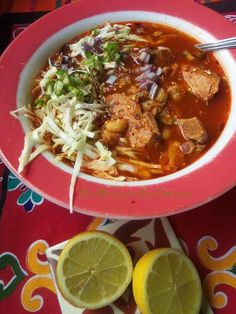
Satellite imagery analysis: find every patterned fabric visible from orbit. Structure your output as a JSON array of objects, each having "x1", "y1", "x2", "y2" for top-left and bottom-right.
[
  {"x1": 0, "y1": 0, "x2": 229, "y2": 13},
  {"x1": 1, "y1": 157, "x2": 236, "y2": 313},
  {"x1": 0, "y1": 0, "x2": 76, "y2": 13},
  {"x1": 1, "y1": 1, "x2": 236, "y2": 313}
]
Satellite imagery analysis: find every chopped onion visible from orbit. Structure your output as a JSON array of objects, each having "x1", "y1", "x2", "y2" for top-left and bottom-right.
[
  {"x1": 62, "y1": 55, "x2": 70, "y2": 64},
  {"x1": 156, "y1": 67, "x2": 163, "y2": 76},
  {"x1": 136, "y1": 66, "x2": 159, "y2": 84},
  {"x1": 144, "y1": 53, "x2": 150, "y2": 64},
  {"x1": 140, "y1": 79, "x2": 153, "y2": 89},
  {"x1": 179, "y1": 141, "x2": 195, "y2": 154},
  {"x1": 149, "y1": 82, "x2": 158, "y2": 99},
  {"x1": 139, "y1": 51, "x2": 150, "y2": 63},
  {"x1": 106, "y1": 75, "x2": 118, "y2": 85},
  {"x1": 146, "y1": 72, "x2": 157, "y2": 80},
  {"x1": 139, "y1": 64, "x2": 152, "y2": 72},
  {"x1": 135, "y1": 72, "x2": 145, "y2": 81},
  {"x1": 61, "y1": 64, "x2": 70, "y2": 71}
]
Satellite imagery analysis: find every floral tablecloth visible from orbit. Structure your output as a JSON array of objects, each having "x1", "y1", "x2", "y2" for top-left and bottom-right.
[{"x1": 1, "y1": 1, "x2": 236, "y2": 314}]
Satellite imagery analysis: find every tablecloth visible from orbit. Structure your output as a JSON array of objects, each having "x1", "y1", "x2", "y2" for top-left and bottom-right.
[
  {"x1": 1, "y1": 1, "x2": 236, "y2": 314},
  {"x1": 0, "y1": 0, "x2": 235, "y2": 13}
]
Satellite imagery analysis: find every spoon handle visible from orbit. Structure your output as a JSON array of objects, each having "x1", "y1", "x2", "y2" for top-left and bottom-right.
[{"x1": 195, "y1": 36, "x2": 236, "y2": 51}]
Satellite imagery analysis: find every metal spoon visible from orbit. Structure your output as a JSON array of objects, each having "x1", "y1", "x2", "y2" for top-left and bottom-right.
[{"x1": 195, "y1": 36, "x2": 236, "y2": 51}]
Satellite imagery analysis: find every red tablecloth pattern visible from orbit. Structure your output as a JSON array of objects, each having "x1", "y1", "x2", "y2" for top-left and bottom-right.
[
  {"x1": 0, "y1": 157, "x2": 94, "y2": 313},
  {"x1": 1, "y1": 160, "x2": 236, "y2": 314},
  {"x1": 0, "y1": 0, "x2": 234, "y2": 14},
  {"x1": 1, "y1": 3, "x2": 236, "y2": 314}
]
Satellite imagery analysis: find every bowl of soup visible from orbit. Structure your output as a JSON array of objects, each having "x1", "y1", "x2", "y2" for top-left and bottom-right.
[{"x1": 0, "y1": 0, "x2": 236, "y2": 218}]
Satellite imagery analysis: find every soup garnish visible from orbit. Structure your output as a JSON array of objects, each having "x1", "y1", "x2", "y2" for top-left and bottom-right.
[{"x1": 11, "y1": 22, "x2": 230, "y2": 212}]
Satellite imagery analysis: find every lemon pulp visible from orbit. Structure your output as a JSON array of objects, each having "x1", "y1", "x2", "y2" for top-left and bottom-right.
[
  {"x1": 56, "y1": 231, "x2": 133, "y2": 309},
  {"x1": 133, "y1": 248, "x2": 202, "y2": 314}
]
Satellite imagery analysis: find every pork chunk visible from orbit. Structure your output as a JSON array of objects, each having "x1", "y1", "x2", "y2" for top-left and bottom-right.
[
  {"x1": 178, "y1": 117, "x2": 208, "y2": 144},
  {"x1": 182, "y1": 65, "x2": 220, "y2": 101},
  {"x1": 106, "y1": 93, "x2": 160, "y2": 148},
  {"x1": 127, "y1": 112, "x2": 160, "y2": 148},
  {"x1": 106, "y1": 93, "x2": 142, "y2": 120}
]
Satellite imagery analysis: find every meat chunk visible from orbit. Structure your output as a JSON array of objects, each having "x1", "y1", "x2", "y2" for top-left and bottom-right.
[
  {"x1": 106, "y1": 93, "x2": 160, "y2": 148},
  {"x1": 127, "y1": 112, "x2": 160, "y2": 148},
  {"x1": 178, "y1": 117, "x2": 208, "y2": 144},
  {"x1": 142, "y1": 99, "x2": 165, "y2": 116},
  {"x1": 182, "y1": 65, "x2": 220, "y2": 101},
  {"x1": 106, "y1": 93, "x2": 142, "y2": 120}
]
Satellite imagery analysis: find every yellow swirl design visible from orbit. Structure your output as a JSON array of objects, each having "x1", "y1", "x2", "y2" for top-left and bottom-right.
[
  {"x1": 203, "y1": 271, "x2": 236, "y2": 309},
  {"x1": 21, "y1": 276, "x2": 55, "y2": 312},
  {"x1": 198, "y1": 235, "x2": 236, "y2": 310},
  {"x1": 21, "y1": 240, "x2": 56, "y2": 312},
  {"x1": 198, "y1": 236, "x2": 236, "y2": 271},
  {"x1": 26, "y1": 240, "x2": 51, "y2": 275}
]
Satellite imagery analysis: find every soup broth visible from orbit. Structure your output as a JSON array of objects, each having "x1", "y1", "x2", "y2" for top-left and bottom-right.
[{"x1": 15, "y1": 22, "x2": 230, "y2": 182}]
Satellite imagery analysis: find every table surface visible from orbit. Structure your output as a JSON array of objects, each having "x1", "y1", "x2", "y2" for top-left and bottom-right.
[{"x1": 1, "y1": 1, "x2": 236, "y2": 314}]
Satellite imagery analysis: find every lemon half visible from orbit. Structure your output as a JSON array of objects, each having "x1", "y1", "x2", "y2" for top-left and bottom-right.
[
  {"x1": 133, "y1": 248, "x2": 202, "y2": 314},
  {"x1": 56, "y1": 231, "x2": 133, "y2": 309}
]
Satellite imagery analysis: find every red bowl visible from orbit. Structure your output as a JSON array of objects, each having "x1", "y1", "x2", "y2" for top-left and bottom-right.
[{"x1": 0, "y1": 0, "x2": 236, "y2": 219}]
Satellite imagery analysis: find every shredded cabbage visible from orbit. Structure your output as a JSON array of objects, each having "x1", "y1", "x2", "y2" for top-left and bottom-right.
[
  {"x1": 14, "y1": 21, "x2": 150, "y2": 212},
  {"x1": 83, "y1": 141, "x2": 116, "y2": 171},
  {"x1": 69, "y1": 22, "x2": 147, "y2": 58},
  {"x1": 69, "y1": 150, "x2": 83, "y2": 213}
]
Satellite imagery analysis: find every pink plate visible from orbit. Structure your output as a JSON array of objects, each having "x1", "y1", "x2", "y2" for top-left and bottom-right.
[{"x1": 0, "y1": 0, "x2": 236, "y2": 219}]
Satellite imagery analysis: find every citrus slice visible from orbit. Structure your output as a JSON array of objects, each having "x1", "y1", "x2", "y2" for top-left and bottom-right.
[
  {"x1": 132, "y1": 248, "x2": 202, "y2": 314},
  {"x1": 56, "y1": 230, "x2": 133, "y2": 309}
]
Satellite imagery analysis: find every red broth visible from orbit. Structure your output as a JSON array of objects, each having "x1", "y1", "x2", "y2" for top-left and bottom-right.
[{"x1": 30, "y1": 22, "x2": 230, "y2": 181}]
